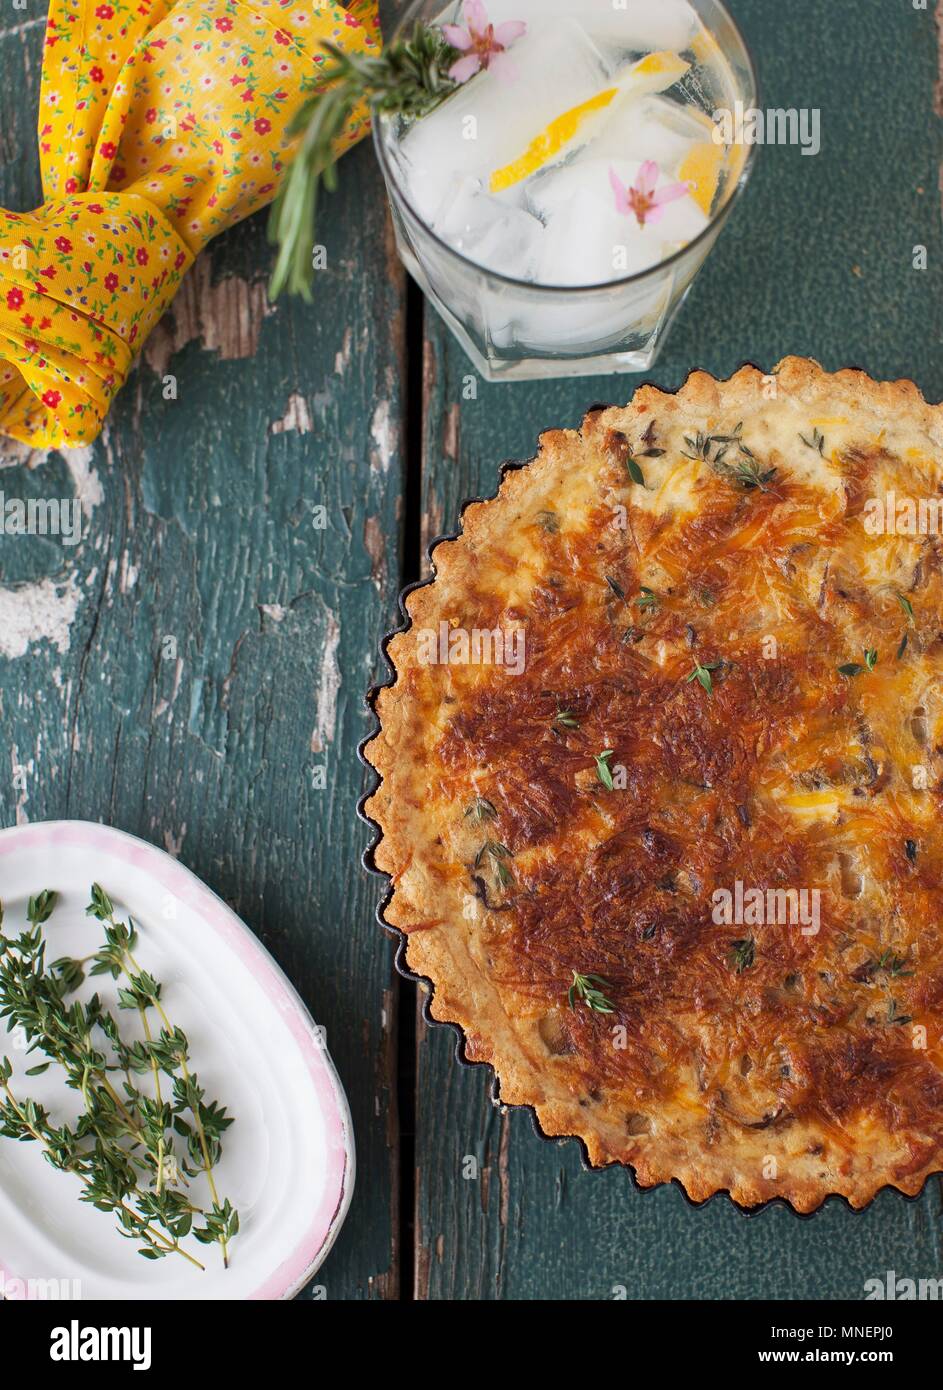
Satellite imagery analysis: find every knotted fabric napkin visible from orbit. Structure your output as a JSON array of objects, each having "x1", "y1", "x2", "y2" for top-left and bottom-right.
[{"x1": 0, "y1": 0, "x2": 380, "y2": 448}]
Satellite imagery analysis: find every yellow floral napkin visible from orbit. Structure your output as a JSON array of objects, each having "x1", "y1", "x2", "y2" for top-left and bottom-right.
[{"x1": 0, "y1": 0, "x2": 380, "y2": 448}]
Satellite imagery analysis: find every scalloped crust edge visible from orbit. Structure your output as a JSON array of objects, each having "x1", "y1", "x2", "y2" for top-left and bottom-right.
[{"x1": 362, "y1": 356, "x2": 943, "y2": 1216}]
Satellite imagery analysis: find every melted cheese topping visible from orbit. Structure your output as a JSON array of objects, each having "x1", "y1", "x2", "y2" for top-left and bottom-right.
[{"x1": 367, "y1": 361, "x2": 943, "y2": 1211}]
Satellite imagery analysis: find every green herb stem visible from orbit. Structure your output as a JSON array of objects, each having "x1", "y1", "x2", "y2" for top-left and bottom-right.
[
  {"x1": 0, "y1": 1075, "x2": 205, "y2": 1272},
  {"x1": 119, "y1": 939, "x2": 230, "y2": 1268}
]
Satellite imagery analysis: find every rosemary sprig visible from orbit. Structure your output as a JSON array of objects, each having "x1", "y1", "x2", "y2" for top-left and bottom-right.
[
  {"x1": 567, "y1": 971, "x2": 615, "y2": 1014},
  {"x1": 799, "y1": 427, "x2": 826, "y2": 455},
  {"x1": 268, "y1": 23, "x2": 459, "y2": 299},
  {"x1": 0, "y1": 886, "x2": 238, "y2": 1269},
  {"x1": 636, "y1": 587, "x2": 658, "y2": 611}
]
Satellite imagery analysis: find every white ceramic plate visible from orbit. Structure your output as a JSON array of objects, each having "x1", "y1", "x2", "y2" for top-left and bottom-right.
[{"x1": 0, "y1": 821, "x2": 354, "y2": 1300}]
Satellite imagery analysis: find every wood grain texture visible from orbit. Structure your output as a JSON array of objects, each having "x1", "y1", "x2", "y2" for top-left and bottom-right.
[
  {"x1": 2, "y1": 0, "x2": 942, "y2": 1301},
  {"x1": 0, "y1": 1, "x2": 407, "y2": 1299},
  {"x1": 415, "y1": 0, "x2": 943, "y2": 1299}
]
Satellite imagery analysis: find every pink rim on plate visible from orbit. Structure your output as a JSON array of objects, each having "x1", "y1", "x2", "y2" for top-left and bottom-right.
[{"x1": 0, "y1": 820, "x2": 355, "y2": 1301}]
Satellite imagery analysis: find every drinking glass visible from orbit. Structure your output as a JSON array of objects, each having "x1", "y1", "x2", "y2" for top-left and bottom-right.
[{"x1": 374, "y1": 0, "x2": 759, "y2": 381}]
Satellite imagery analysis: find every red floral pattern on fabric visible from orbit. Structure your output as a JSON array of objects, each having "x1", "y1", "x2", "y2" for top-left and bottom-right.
[{"x1": 0, "y1": 0, "x2": 380, "y2": 446}]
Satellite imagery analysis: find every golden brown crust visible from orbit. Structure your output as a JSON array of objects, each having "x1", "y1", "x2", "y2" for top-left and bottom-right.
[{"x1": 364, "y1": 356, "x2": 943, "y2": 1212}]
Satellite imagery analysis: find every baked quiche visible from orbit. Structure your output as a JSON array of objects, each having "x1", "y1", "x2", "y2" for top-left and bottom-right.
[{"x1": 363, "y1": 357, "x2": 943, "y2": 1212}]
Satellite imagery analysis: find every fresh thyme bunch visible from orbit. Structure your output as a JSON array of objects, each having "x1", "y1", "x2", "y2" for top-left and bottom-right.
[
  {"x1": 268, "y1": 22, "x2": 458, "y2": 300},
  {"x1": 0, "y1": 886, "x2": 238, "y2": 1271}
]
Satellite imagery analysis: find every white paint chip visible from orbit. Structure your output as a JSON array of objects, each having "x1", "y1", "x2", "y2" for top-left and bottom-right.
[
  {"x1": 334, "y1": 327, "x2": 353, "y2": 377},
  {"x1": 62, "y1": 446, "x2": 104, "y2": 517},
  {"x1": 163, "y1": 826, "x2": 187, "y2": 859},
  {"x1": 271, "y1": 393, "x2": 313, "y2": 436},
  {"x1": 370, "y1": 400, "x2": 395, "y2": 473},
  {"x1": 0, "y1": 576, "x2": 81, "y2": 659},
  {"x1": 312, "y1": 610, "x2": 341, "y2": 753}
]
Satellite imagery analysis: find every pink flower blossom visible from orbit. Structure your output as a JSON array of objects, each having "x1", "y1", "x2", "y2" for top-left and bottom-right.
[
  {"x1": 442, "y1": 0, "x2": 526, "y2": 84},
  {"x1": 610, "y1": 161, "x2": 690, "y2": 229}
]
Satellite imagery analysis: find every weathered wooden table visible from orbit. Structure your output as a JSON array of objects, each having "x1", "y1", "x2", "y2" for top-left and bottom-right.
[{"x1": 1, "y1": 0, "x2": 941, "y2": 1299}]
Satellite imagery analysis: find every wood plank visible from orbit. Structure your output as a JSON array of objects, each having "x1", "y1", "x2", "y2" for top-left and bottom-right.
[
  {"x1": 0, "y1": 2, "x2": 407, "y2": 1299},
  {"x1": 415, "y1": 0, "x2": 943, "y2": 1298}
]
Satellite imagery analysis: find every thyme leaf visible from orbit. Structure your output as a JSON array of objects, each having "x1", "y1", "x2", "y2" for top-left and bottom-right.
[
  {"x1": 475, "y1": 840, "x2": 513, "y2": 888},
  {"x1": 567, "y1": 971, "x2": 615, "y2": 1014},
  {"x1": 594, "y1": 750, "x2": 616, "y2": 790},
  {"x1": 730, "y1": 937, "x2": 756, "y2": 974},
  {"x1": 838, "y1": 649, "x2": 877, "y2": 677},
  {"x1": 683, "y1": 423, "x2": 776, "y2": 491},
  {"x1": 686, "y1": 660, "x2": 721, "y2": 695},
  {"x1": 876, "y1": 949, "x2": 914, "y2": 979},
  {"x1": 886, "y1": 999, "x2": 912, "y2": 1027},
  {"x1": 625, "y1": 456, "x2": 646, "y2": 487},
  {"x1": 553, "y1": 707, "x2": 580, "y2": 730}
]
